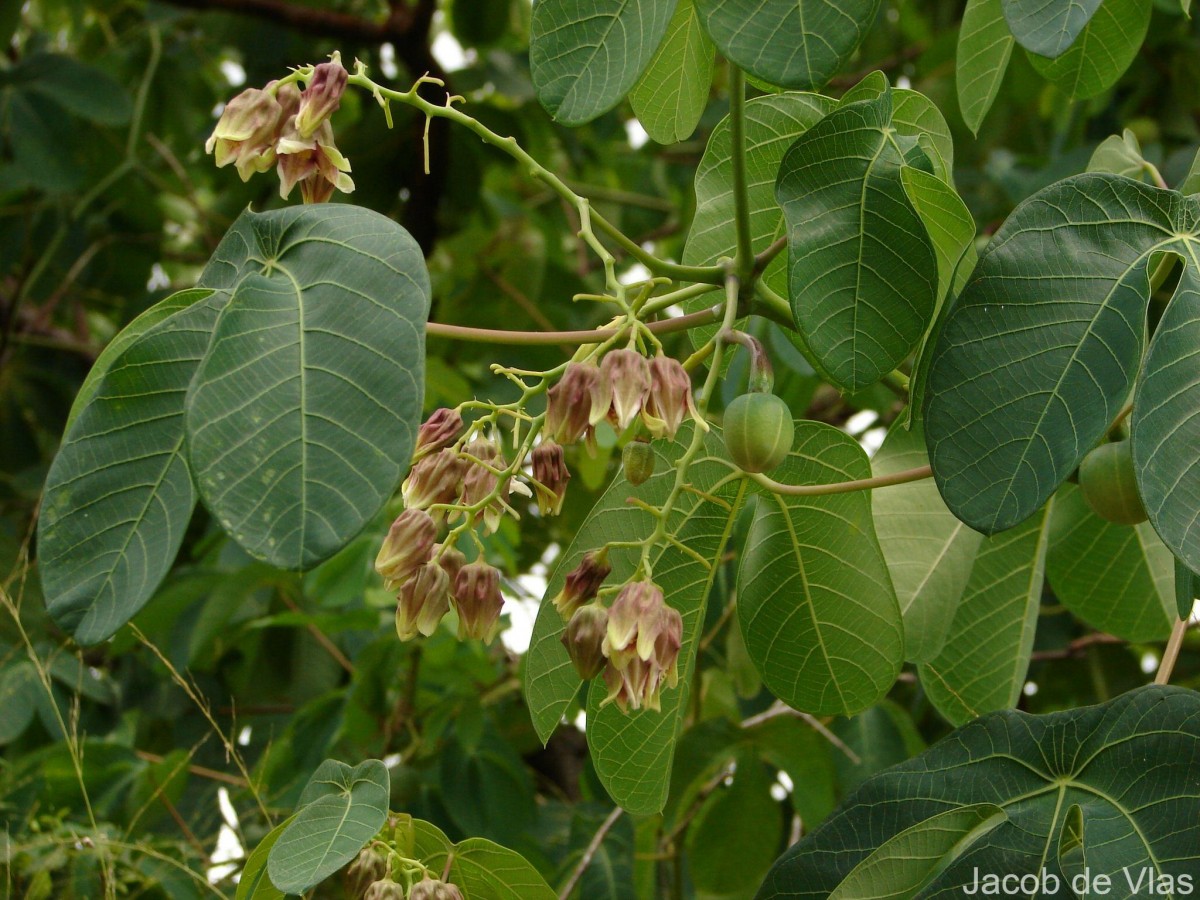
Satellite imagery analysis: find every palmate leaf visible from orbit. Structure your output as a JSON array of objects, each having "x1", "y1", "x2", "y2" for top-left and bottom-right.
[
  {"x1": 629, "y1": 0, "x2": 714, "y2": 145},
  {"x1": 956, "y1": 0, "x2": 1015, "y2": 135},
  {"x1": 738, "y1": 422, "x2": 904, "y2": 716},
  {"x1": 775, "y1": 89, "x2": 939, "y2": 392},
  {"x1": 530, "y1": 0, "x2": 677, "y2": 126},
  {"x1": 925, "y1": 174, "x2": 1197, "y2": 537},
  {"x1": 756, "y1": 686, "x2": 1200, "y2": 898},
  {"x1": 523, "y1": 425, "x2": 746, "y2": 815},
  {"x1": 693, "y1": 0, "x2": 881, "y2": 91},
  {"x1": 186, "y1": 204, "x2": 429, "y2": 570},
  {"x1": 39, "y1": 291, "x2": 226, "y2": 644},
  {"x1": 1001, "y1": 0, "x2": 1100, "y2": 58}
]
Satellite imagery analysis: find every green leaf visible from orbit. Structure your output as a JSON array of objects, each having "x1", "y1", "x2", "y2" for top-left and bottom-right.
[
  {"x1": 530, "y1": 0, "x2": 677, "y2": 126},
  {"x1": 738, "y1": 422, "x2": 903, "y2": 716},
  {"x1": 185, "y1": 205, "x2": 429, "y2": 570},
  {"x1": 1001, "y1": 0, "x2": 1101, "y2": 58},
  {"x1": 629, "y1": 0, "x2": 714, "y2": 145},
  {"x1": 1026, "y1": 0, "x2": 1151, "y2": 100},
  {"x1": 417, "y1": 837, "x2": 557, "y2": 899},
  {"x1": 7, "y1": 52, "x2": 133, "y2": 126},
  {"x1": 267, "y1": 759, "x2": 389, "y2": 894},
  {"x1": 956, "y1": 0, "x2": 1015, "y2": 135},
  {"x1": 827, "y1": 804, "x2": 1008, "y2": 900},
  {"x1": 919, "y1": 502, "x2": 1052, "y2": 725},
  {"x1": 776, "y1": 90, "x2": 938, "y2": 392},
  {"x1": 524, "y1": 425, "x2": 747, "y2": 814},
  {"x1": 1181, "y1": 148, "x2": 1200, "y2": 195},
  {"x1": 686, "y1": 753, "x2": 782, "y2": 899},
  {"x1": 0, "y1": 661, "x2": 38, "y2": 745},
  {"x1": 1175, "y1": 559, "x2": 1198, "y2": 621},
  {"x1": 756, "y1": 686, "x2": 1200, "y2": 897},
  {"x1": 694, "y1": 0, "x2": 881, "y2": 90},
  {"x1": 235, "y1": 816, "x2": 292, "y2": 900},
  {"x1": 925, "y1": 174, "x2": 1183, "y2": 536},
  {"x1": 871, "y1": 423, "x2": 982, "y2": 663},
  {"x1": 38, "y1": 292, "x2": 226, "y2": 644},
  {"x1": 748, "y1": 717, "x2": 836, "y2": 827},
  {"x1": 1088, "y1": 129, "x2": 1149, "y2": 180},
  {"x1": 1046, "y1": 483, "x2": 1174, "y2": 642},
  {"x1": 892, "y1": 89, "x2": 955, "y2": 181}
]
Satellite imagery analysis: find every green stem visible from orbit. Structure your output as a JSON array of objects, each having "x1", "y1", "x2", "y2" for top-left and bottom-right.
[
  {"x1": 751, "y1": 281, "x2": 794, "y2": 327},
  {"x1": 729, "y1": 67, "x2": 754, "y2": 280},
  {"x1": 641, "y1": 282, "x2": 722, "y2": 316},
  {"x1": 426, "y1": 306, "x2": 719, "y2": 346},
  {"x1": 749, "y1": 464, "x2": 933, "y2": 497}
]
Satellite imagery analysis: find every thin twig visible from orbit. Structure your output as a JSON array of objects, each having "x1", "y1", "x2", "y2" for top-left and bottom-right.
[
  {"x1": 134, "y1": 750, "x2": 250, "y2": 789},
  {"x1": 750, "y1": 464, "x2": 933, "y2": 497},
  {"x1": 426, "y1": 307, "x2": 719, "y2": 346},
  {"x1": 740, "y1": 702, "x2": 861, "y2": 765},
  {"x1": 1156, "y1": 617, "x2": 1190, "y2": 685},
  {"x1": 558, "y1": 806, "x2": 624, "y2": 899}
]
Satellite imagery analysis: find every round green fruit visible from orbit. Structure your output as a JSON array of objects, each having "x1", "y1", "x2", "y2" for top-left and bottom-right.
[
  {"x1": 723, "y1": 392, "x2": 794, "y2": 473},
  {"x1": 1079, "y1": 440, "x2": 1147, "y2": 525},
  {"x1": 622, "y1": 440, "x2": 655, "y2": 486}
]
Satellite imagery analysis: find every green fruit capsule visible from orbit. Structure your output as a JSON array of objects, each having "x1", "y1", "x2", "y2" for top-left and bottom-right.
[
  {"x1": 723, "y1": 392, "x2": 794, "y2": 473},
  {"x1": 1079, "y1": 440, "x2": 1147, "y2": 525},
  {"x1": 622, "y1": 441, "x2": 655, "y2": 486}
]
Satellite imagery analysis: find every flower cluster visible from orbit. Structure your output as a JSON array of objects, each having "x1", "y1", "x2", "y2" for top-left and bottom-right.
[{"x1": 205, "y1": 54, "x2": 353, "y2": 203}]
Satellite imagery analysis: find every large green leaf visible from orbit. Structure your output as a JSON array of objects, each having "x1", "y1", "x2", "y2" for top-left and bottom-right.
[
  {"x1": 776, "y1": 90, "x2": 938, "y2": 392},
  {"x1": 1001, "y1": 0, "x2": 1101, "y2": 58},
  {"x1": 871, "y1": 424, "x2": 982, "y2": 663},
  {"x1": 1026, "y1": 0, "x2": 1151, "y2": 100},
  {"x1": 525, "y1": 425, "x2": 746, "y2": 815},
  {"x1": 738, "y1": 422, "x2": 903, "y2": 716},
  {"x1": 694, "y1": 0, "x2": 881, "y2": 90},
  {"x1": 956, "y1": 0, "x2": 1015, "y2": 135},
  {"x1": 413, "y1": 835, "x2": 557, "y2": 899},
  {"x1": 1046, "y1": 483, "x2": 1174, "y2": 642},
  {"x1": 629, "y1": 0, "x2": 714, "y2": 145},
  {"x1": 925, "y1": 174, "x2": 1186, "y2": 536},
  {"x1": 266, "y1": 759, "x2": 389, "y2": 894},
  {"x1": 530, "y1": 0, "x2": 677, "y2": 126},
  {"x1": 918, "y1": 503, "x2": 1051, "y2": 725},
  {"x1": 185, "y1": 204, "x2": 429, "y2": 570},
  {"x1": 756, "y1": 686, "x2": 1200, "y2": 897},
  {"x1": 235, "y1": 816, "x2": 292, "y2": 900},
  {"x1": 39, "y1": 291, "x2": 225, "y2": 644}
]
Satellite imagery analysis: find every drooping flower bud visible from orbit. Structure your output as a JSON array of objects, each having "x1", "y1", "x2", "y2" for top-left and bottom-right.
[
  {"x1": 600, "y1": 581, "x2": 679, "y2": 712},
  {"x1": 403, "y1": 449, "x2": 467, "y2": 512},
  {"x1": 205, "y1": 87, "x2": 284, "y2": 181},
  {"x1": 603, "y1": 581, "x2": 666, "y2": 666},
  {"x1": 551, "y1": 548, "x2": 611, "y2": 618},
  {"x1": 276, "y1": 118, "x2": 354, "y2": 202},
  {"x1": 409, "y1": 878, "x2": 465, "y2": 900},
  {"x1": 346, "y1": 847, "x2": 388, "y2": 896},
  {"x1": 295, "y1": 53, "x2": 348, "y2": 138},
  {"x1": 395, "y1": 562, "x2": 451, "y2": 640},
  {"x1": 531, "y1": 440, "x2": 570, "y2": 516},
  {"x1": 436, "y1": 544, "x2": 467, "y2": 584},
  {"x1": 453, "y1": 562, "x2": 504, "y2": 642},
  {"x1": 462, "y1": 437, "x2": 523, "y2": 534},
  {"x1": 561, "y1": 603, "x2": 608, "y2": 680},
  {"x1": 414, "y1": 408, "x2": 464, "y2": 459},
  {"x1": 643, "y1": 355, "x2": 695, "y2": 440},
  {"x1": 545, "y1": 362, "x2": 603, "y2": 445},
  {"x1": 376, "y1": 509, "x2": 437, "y2": 589},
  {"x1": 365, "y1": 878, "x2": 406, "y2": 900},
  {"x1": 600, "y1": 350, "x2": 651, "y2": 431}
]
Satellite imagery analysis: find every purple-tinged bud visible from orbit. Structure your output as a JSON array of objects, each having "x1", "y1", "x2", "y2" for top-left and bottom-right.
[
  {"x1": 395, "y1": 562, "x2": 451, "y2": 640},
  {"x1": 599, "y1": 584, "x2": 679, "y2": 713},
  {"x1": 205, "y1": 88, "x2": 284, "y2": 181},
  {"x1": 561, "y1": 604, "x2": 608, "y2": 680},
  {"x1": 436, "y1": 544, "x2": 467, "y2": 584},
  {"x1": 295, "y1": 53, "x2": 348, "y2": 138},
  {"x1": 654, "y1": 605, "x2": 683, "y2": 689},
  {"x1": 271, "y1": 80, "x2": 302, "y2": 120},
  {"x1": 603, "y1": 580, "x2": 665, "y2": 663},
  {"x1": 463, "y1": 438, "x2": 516, "y2": 534},
  {"x1": 551, "y1": 549, "x2": 611, "y2": 618},
  {"x1": 276, "y1": 118, "x2": 354, "y2": 202},
  {"x1": 346, "y1": 847, "x2": 388, "y2": 896},
  {"x1": 546, "y1": 362, "x2": 603, "y2": 445},
  {"x1": 403, "y1": 449, "x2": 467, "y2": 511},
  {"x1": 376, "y1": 509, "x2": 437, "y2": 589},
  {"x1": 643, "y1": 356, "x2": 695, "y2": 440},
  {"x1": 409, "y1": 878, "x2": 465, "y2": 900},
  {"x1": 365, "y1": 879, "x2": 406, "y2": 900},
  {"x1": 531, "y1": 440, "x2": 570, "y2": 516},
  {"x1": 453, "y1": 562, "x2": 504, "y2": 642},
  {"x1": 414, "y1": 408, "x2": 464, "y2": 458},
  {"x1": 600, "y1": 350, "x2": 651, "y2": 431}
]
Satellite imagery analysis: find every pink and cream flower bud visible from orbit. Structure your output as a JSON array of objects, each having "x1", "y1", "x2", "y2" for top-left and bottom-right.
[
  {"x1": 375, "y1": 509, "x2": 436, "y2": 589},
  {"x1": 643, "y1": 355, "x2": 696, "y2": 440},
  {"x1": 395, "y1": 562, "x2": 451, "y2": 640},
  {"x1": 551, "y1": 548, "x2": 611, "y2": 618},
  {"x1": 364, "y1": 879, "x2": 406, "y2": 900},
  {"x1": 531, "y1": 440, "x2": 570, "y2": 516},
  {"x1": 295, "y1": 53, "x2": 348, "y2": 138},
  {"x1": 600, "y1": 350, "x2": 651, "y2": 431},
  {"x1": 403, "y1": 449, "x2": 466, "y2": 512},
  {"x1": 205, "y1": 87, "x2": 285, "y2": 181},
  {"x1": 545, "y1": 361, "x2": 603, "y2": 445},
  {"x1": 409, "y1": 878, "x2": 465, "y2": 900},
  {"x1": 452, "y1": 562, "x2": 505, "y2": 642},
  {"x1": 414, "y1": 408, "x2": 464, "y2": 459},
  {"x1": 600, "y1": 581, "x2": 680, "y2": 712},
  {"x1": 462, "y1": 437, "x2": 519, "y2": 534},
  {"x1": 436, "y1": 544, "x2": 467, "y2": 584},
  {"x1": 276, "y1": 118, "x2": 354, "y2": 202},
  {"x1": 561, "y1": 603, "x2": 608, "y2": 680}
]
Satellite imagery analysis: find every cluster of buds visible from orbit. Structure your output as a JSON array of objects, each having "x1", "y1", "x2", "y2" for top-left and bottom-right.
[
  {"x1": 347, "y1": 848, "x2": 389, "y2": 896},
  {"x1": 554, "y1": 551, "x2": 682, "y2": 713},
  {"x1": 545, "y1": 351, "x2": 696, "y2": 448},
  {"x1": 360, "y1": 875, "x2": 464, "y2": 900},
  {"x1": 206, "y1": 54, "x2": 353, "y2": 203}
]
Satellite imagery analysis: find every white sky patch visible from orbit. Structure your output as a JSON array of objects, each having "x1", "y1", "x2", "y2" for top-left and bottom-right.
[
  {"x1": 573, "y1": 710, "x2": 587, "y2": 731},
  {"x1": 236, "y1": 725, "x2": 252, "y2": 747},
  {"x1": 502, "y1": 544, "x2": 558, "y2": 654},
  {"x1": 220, "y1": 59, "x2": 246, "y2": 88},
  {"x1": 625, "y1": 118, "x2": 650, "y2": 150},
  {"x1": 1022, "y1": 681, "x2": 1038, "y2": 697},
  {"x1": 379, "y1": 43, "x2": 400, "y2": 80},
  {"x1": 845, "y1": 409, "x2": 878, "y2": 434},
  {"x1": 207, "y1": 788, "x2": 245, "y2": 884},
  {"x1": 895, "y1": 74, "x2": 912, "y2": 90},
  {"x1": 620, "y1": 262, "x2": 652, "y2": 285},
  {"x1": 146, "y1": 263, "x2": 170, "y2": 292},
  {"x1": 861, "y1": 426, "x2": 887, "y2": 457},
  {"x1": 432, "y1": 27, "x2": 471, "y2": 73},
  {"x1": 1140, "y1": 652, "x2": 1159, "y2": 674}
]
